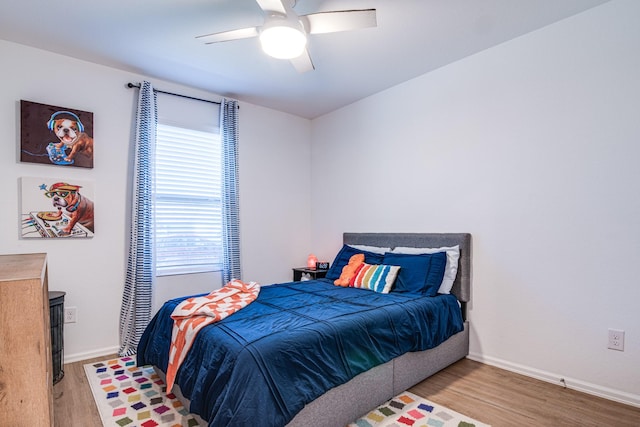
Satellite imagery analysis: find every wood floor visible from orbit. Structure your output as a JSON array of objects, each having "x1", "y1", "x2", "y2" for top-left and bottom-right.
[
  {"x1": 54, "y1": 356, "x2": 640, "y2": 427},
  {"x1": 409, "y1": 359, "x2": 640, "y2": 427}
]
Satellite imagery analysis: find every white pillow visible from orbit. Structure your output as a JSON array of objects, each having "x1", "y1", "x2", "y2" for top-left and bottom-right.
[
  {"x1": 348, "y1": 244, "x2": 391, "y2": 254},
  {"x1": 390, "y1": 245, "x2": 460, "y2": 294}
]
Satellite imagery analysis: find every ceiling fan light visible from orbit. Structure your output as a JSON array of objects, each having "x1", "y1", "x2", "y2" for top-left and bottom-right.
[{"x1": 260, "y1": 25, "x2": 307, "y2": 59}]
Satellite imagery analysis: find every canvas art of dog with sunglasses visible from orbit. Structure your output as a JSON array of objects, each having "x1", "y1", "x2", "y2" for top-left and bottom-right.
[
  {"x1": 41, "y1": 182, "x2": 95, "y2": 234},
  {"x1": 20, "y1": 178, "x2": 95, "y2": 239}
]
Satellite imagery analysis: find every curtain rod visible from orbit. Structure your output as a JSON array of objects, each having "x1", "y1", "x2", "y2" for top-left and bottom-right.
[{"x1": 127, "y1": 82, "x2": 222, "y2": 106}]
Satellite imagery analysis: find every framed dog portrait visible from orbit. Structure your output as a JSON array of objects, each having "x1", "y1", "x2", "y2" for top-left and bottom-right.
[
  {"x1": 21, "y1": 177, "x2": 95, "y2": 238},
  {"x1": 20, "y1": 100, "x2": 94, "y2": 168}
]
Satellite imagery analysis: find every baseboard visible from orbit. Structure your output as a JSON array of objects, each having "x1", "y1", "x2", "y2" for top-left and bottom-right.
[
  {"x1": 467, "y1": 352, "x2": 640, "y2": 408},
  {"x1": 66, "y1": 347, "x2": 640, "y2": 408},
  {"x1": 64, "y1": 346, "x2": 120, "y2": 364}
]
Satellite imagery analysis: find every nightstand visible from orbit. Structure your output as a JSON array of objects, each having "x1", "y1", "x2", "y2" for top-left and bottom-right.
[{"x1": 292, "y1": 267, "x2": 328, "y2": 282}]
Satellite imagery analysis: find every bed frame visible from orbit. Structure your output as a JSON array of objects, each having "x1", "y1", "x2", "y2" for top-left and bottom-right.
[
  {"x1": 167, "y1": 232, "x2": 471, "y2": 427},
  {"x1": 288, "y1": 233, "x2": 471, "y2": 426}
]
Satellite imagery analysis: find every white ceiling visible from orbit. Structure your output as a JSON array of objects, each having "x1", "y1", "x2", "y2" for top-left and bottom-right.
[{"x1": 0, "y1": 0, "x2": 609, "y2": 119}]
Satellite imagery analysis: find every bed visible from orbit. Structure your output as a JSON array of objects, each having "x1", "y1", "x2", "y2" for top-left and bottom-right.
[{"x1": 137, "y1": 232, "x2": 471, "y2": 427}]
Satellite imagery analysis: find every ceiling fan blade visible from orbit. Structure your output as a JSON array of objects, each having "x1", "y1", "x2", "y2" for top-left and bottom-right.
[
  {"x1": 196, "y1": 27, "x2": 259, "y2": 44},
  {"x1": 290, "y1": 48, "x2": 315, "y2": 73},
  {"x1": 255, "y1": 0, "x2": 287, "y2": 15},
  {"x1": 301, "y1": 9, "x2": 377, "y2": 35}
]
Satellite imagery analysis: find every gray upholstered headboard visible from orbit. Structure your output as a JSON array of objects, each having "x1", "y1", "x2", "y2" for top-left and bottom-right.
[{"x1": 343, "y1": 233, "x2": 472, "y2": 305}]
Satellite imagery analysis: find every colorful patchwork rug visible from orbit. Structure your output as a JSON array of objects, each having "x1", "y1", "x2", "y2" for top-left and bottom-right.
[
  {"x1": 85, "y1": 358, "x2": 489, "y2": 427},
  {"x1": 84, "y1": 356, "x2": 201, "y2": 427},
  {"x1": 348, "y1": 391, "x2": 490, "y2": 427}
]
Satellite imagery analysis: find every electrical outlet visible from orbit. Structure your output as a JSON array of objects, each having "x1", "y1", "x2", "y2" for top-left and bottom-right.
[
  {"x1": 64, "y1": 307, "x2": 77, "y2": 323},
  {"x1": 608, "y1": 329, "x2": 624, "y2": 351}
]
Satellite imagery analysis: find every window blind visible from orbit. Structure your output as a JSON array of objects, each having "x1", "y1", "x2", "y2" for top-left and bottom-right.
[{"x1": 155, "y1": 123, "x2": 222, "y2": 275}]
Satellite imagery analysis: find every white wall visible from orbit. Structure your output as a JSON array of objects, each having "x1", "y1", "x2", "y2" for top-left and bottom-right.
[
  {"x1": 310, "y1": 0, "x2": 639, "y2": 406},
  {"x1": 0, "y1": 40, "x2": 312, "y2": 361},
  {"x1": 238, "y1": 103, "x2": 312, "y2": 283}
]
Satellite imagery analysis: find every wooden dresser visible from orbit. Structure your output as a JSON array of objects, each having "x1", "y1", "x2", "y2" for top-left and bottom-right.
[{"x1": 0, "y1": 253, "x2": 54, "y2": 426}]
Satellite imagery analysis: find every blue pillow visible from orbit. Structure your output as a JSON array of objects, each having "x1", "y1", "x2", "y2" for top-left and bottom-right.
[
  {"x1": 325, "y1": 245, "x2": 385, "y2": 280},
  {"x1": 382, "y1": 251, "x2": 447, "y2": 296}
]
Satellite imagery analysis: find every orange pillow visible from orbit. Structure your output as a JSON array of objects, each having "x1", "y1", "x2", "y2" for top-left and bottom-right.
[{"x1": 334, "y1": 253, "x2": 364, "y2": 287}]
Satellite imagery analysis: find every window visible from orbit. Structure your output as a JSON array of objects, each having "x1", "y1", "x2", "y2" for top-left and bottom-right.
[{"x1": 155, "y1": 123, "x2": 223, "y2": 275}]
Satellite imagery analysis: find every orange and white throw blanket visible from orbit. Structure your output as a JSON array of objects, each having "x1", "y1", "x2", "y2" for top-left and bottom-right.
[{"x1": 165, "y1": 279, "x2": 260, "y2": 392}]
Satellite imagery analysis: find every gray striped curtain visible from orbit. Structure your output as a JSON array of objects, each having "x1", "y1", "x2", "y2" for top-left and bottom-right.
[
  {"x1": 119, "y1": 81, "x2": 157, "y2": 357},
  {"x1": 220, "y1": 99, "x2": 241, "y2": 282}
]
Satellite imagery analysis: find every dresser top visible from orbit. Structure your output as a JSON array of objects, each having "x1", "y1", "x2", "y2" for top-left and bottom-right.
[{"x1": 0, "y1": 253, "x2": 47, "y2": 282}]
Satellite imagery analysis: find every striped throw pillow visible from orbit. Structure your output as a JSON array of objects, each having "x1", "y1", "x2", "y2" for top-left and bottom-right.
[{"x1": 350, "y1": 263, "x2": 400, "y2": 294}]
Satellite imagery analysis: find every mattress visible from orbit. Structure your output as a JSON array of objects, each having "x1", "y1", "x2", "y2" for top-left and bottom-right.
[{"x1": 137, "y1": 278, "x2": 464, "y2": 427}]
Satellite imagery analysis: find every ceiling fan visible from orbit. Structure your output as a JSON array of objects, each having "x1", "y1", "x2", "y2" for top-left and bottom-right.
[{"x1": 196, "y1": 0, "x2": 377, "y2": 73}]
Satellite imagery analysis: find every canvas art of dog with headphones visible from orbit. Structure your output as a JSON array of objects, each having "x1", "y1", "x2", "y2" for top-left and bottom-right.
[{"x1": 20, "y1": 100, "x2": 94, "y2": 168}]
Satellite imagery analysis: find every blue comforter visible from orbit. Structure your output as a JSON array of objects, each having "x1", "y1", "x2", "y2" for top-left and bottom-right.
[{"x1": 137, "y1": 279, "x2": 464, "y2": 427}]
